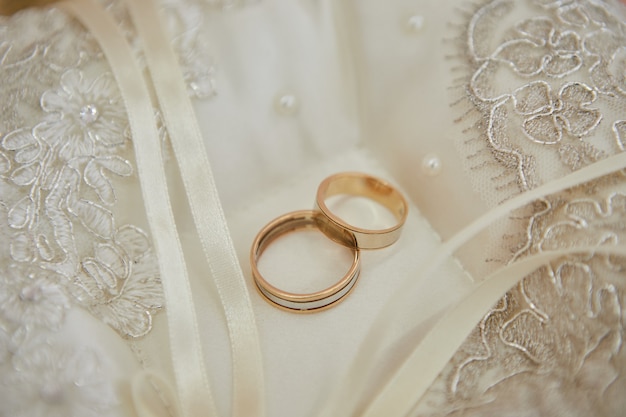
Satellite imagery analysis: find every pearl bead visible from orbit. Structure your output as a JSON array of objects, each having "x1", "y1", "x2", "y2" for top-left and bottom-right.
[
  {"x1": 407, "y1": 15, "x2": 425, "y2": 32},
  {"x1": 421, "y1": 154, "x2": 442, "y2": 176},
  {"x1": 275, "y1": 93, "x2": 299, "y2": 116}
]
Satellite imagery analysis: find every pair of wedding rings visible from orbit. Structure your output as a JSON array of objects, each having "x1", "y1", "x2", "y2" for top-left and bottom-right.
[{"x1": 250, "y1": 172, "x2": 408, "y2": 313}]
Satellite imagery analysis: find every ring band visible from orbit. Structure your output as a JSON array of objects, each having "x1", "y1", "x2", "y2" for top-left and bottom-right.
[
  {"x1": 315, "y1": 172, "x2": 408, "y2": 249},
  {"x1": 250, "y1": 210, "x2": 361, "y2": 312}
]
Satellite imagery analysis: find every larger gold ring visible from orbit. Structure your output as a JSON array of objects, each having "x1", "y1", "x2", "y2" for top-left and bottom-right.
[
  {"x1": 315, "y1": 172, "x2": 408, "y2": 249},
  {"x1": 250, "y1": 210, "x2": 361, "y2": 312}
]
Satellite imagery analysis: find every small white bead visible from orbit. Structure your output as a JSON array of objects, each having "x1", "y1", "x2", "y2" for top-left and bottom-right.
[
  {"x1": 421, "y1": 154, "x2": 442, "y2": 177},
  {"x1": 407, "y1": 15, "x2": 425, "y2": 32},
  {"x1": 275, "y1": 93, "x2": 299, "y2": 116}
]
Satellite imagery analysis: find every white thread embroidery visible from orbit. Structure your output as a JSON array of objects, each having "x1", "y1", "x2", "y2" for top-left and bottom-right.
[
  {"x1": 1, "y1": 66, "x2": 164, "y2": 338},
  {"x1": 0, "y1": 1, "x2": 260, "y2": 414},
  {"x1": 458, "y1": 0, "x2": 626, "y2": 203},
  {"x1": 0, "y1": 4, "x2": 169, "y2": 340},
  {"x1": 420, "y1": 1, "x2": 626, "y2": 415}
]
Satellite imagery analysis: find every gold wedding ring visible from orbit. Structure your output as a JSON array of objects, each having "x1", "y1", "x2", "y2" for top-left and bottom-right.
[
  {"x1": 250, "y1": 210, "x2": 361, "y2": 312},
  {"x1": 251, "y1": 172, "x2": 407, "y2": 312},
  {"x1": 315, "y1": 172, "x2": 408, "y2": 249}
]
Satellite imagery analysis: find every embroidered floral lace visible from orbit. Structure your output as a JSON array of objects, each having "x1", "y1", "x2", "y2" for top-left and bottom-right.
[{"x1": 418, "y1": 1, "x2": 626, "y2": 415}]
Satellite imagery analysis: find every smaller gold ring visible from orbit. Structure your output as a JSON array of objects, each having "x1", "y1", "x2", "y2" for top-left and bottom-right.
[
  {"x1": 315, "y1": 172, "x2": 408, "y2": 250},
  {"x1": 250, "y1": 210, "x2": 361, "y2": 313}
]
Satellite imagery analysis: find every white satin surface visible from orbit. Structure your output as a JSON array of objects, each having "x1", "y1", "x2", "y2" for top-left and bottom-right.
[{"x1": 2, "y1": 1, "x2": 626, "y2": 417}]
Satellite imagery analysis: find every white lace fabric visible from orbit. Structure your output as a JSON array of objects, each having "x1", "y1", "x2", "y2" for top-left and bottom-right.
[{"x1": 0, "y1": 0, "x2": 626, "y2": 417}]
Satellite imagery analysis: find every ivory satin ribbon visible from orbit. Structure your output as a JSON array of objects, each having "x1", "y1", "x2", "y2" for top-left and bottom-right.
[
  {"x1": 56, "y1": 1, "x2": 626, "y2": 416},
  {"x1": 61, "y1": 1, "x2": 265, "y2": 417},
  {"x1": 361, "y1": 244, "x2": 626, "y2": 417},
  {"x1": 124, "y1": 1, "x2": 265, "y2": 416}
]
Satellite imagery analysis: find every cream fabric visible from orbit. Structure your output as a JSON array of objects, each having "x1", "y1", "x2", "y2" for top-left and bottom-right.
[{"x1": 1, "y1": 1, "x2": 625, "y2": 417}]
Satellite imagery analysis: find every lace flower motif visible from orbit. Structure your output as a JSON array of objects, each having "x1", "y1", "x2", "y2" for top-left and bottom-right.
[
  {"x1": 0, "y1": 265, "x2": 69, "y2": 330},
  {"x1": 537, "y1": 194, "x2": 626, "y2": 254},
  {"x1": 0, "y1": 343, "x2": 116, "y2": 417},
  {"x1": 447, "y1": 190, "x2": 626, "y2": 413},
  {"x1": 33, "y1": 70, "x2": 128, "y2": 161},
  {"x1": 70, "y1": 225, "x2": 164, "y2": 338},
  {"x1": 584, "y1": 29, "x2": 626, "y2": 96},
  {"x1": 495, "y1": 17, "x2": 583, "y2": 78},
  {"x1": 535, "y1": 0, "x2": 615, "y2": 28},
  {"x1": 513, "y1": 81, "x2": 602, "y2": 144}
]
